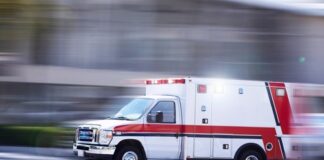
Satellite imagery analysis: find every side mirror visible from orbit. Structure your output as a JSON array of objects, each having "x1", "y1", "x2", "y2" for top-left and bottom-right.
[
  {"x1": 156, "y1": 111, "x2": 163, "y2": 123},
  {"x1": 147, "y1": 111, "x2": 164, "y2": 123}
]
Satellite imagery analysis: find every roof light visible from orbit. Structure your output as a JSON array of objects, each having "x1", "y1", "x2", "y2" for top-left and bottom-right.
[
  {"x1": 173, "y1": 79, "x2": 185, "y2": 84},
  {"x1": 145, "y1": 78, "x2": 185, "y2": 85},
  {"x1": 214, "y1": 84, "x2": 224, "y2": 94},
  {"x1": 157, "y1": 79, "x2": 168, "y2": 84},
  {"x1": 198, "y1": 84, "x2": 207, "y2": 93},
  {"x1": 145, "y1": 80, "x2": 152, "y2": 85}
]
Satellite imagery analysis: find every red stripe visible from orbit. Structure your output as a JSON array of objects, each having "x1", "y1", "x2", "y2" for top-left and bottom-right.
[
  {"x1": 114, "y1": 124, "x2": 283, "y2": 159},
  {"x1": 269, "y1": 82, "x2": 285, "y2": 87},
  {"x1": 269, "y1": 82, "x2": 292, "y2": 134}
]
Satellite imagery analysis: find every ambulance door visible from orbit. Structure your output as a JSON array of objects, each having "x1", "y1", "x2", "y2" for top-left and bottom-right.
[
  {"x1": 144, "y1": 100, "x2": 181, "y2": 159},
  {"x1": 194, "y1": 84, "x2": 212, "y2": 158}
]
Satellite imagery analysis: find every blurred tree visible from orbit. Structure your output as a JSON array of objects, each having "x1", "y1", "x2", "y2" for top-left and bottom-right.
[{"x1": 0, "y1": 0, "x2": 65, "y2": 64}]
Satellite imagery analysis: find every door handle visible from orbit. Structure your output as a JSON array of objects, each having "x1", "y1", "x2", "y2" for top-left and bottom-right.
[
  {"x1": 202, "y1": 118, "x2": 208, "y2": 124},
  {"x1": 175, "y1": 133, "x2": 179, "y2": 139}
]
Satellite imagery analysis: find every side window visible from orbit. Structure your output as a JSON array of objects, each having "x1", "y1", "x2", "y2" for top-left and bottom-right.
[{"x1": 147, "y1": 101, "x2": 176, "y2": 123}]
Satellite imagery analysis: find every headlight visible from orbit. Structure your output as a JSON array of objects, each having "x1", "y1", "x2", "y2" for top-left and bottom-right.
[
  {"x1": 99, "y1": 130, "x2": 113, "y2": 144},
  {"x1": 75, "y1": 128, "x2": 79, "y2": 143}
]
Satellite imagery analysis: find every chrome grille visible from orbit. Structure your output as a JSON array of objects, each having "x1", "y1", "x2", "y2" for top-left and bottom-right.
[{"x1": 78, "y1": 128, "x2": 98, "y2": 142}]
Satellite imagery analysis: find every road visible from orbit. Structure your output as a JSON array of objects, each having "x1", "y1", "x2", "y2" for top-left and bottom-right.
[{"x1": 0, "y1": 146, "x2": 79, "y2": 160}]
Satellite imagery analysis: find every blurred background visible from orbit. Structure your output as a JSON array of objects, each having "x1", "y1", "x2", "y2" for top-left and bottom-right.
[{"x1": 1, "y1": 0, "x2": 324, "y2": 159}]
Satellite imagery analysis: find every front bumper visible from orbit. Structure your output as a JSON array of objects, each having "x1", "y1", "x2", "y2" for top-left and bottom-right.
[{"x1": 73, "y1": 143, "x2": 116, "y2": 159}]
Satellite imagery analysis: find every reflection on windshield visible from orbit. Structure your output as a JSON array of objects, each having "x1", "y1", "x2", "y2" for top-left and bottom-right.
[{"x1": 111, "y1": 98, "x2": 154, "y2": 120}]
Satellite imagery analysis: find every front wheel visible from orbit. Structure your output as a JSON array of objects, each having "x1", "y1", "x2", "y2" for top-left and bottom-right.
[
  {"x1": 238, "y1": 150, "x2": 264, "y2": 160},
  {"x1": 114, "y1": 146, "x2": 144, "y2": 160}
]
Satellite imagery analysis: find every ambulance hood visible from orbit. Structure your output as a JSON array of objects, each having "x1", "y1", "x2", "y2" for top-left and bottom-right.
[{"x1": 80, "y1": 119, "x2": 136, "y2": 130}]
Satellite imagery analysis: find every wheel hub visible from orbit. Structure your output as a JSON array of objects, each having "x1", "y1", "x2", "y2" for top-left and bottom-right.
[
  {"x1": 122, "y1": 151, "x2": 138, "y2": 160},
  {"x1": 245, "y1": 155, "x2": 259, "y2": 160}
]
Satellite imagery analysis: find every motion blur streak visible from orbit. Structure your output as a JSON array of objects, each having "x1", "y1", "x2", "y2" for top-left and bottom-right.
[{"x1": 1, "y1": 0, "x2": 324, "y2": 159}]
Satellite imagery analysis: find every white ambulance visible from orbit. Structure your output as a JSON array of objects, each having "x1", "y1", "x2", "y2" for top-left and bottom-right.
[{"x1": 73, "y1": 77, "x2": 319, "y2": 160}]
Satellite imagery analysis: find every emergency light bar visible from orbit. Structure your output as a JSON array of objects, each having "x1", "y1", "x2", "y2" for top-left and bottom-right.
[{"x1": 145, "y1": 78, "x2": 185, "y2": 85}]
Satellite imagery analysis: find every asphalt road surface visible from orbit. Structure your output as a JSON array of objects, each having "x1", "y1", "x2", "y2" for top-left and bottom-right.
[{"x1": 0, "y1": 146, "x2": 79, "y2": 160}]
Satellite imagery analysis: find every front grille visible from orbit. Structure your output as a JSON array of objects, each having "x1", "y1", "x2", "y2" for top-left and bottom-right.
[{"x1": 79, "y1": 128, "x2": 95, "y2": 142}]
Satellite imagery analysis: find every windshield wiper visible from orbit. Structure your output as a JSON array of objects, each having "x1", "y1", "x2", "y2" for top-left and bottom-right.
[{"x1": 111, "y1": 116, "x2": 131, "y2": 120}]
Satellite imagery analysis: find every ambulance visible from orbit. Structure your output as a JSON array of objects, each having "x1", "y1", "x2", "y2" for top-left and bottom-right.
[{"x1": 73, "y1": 77, "x2": 321, "y2": 160}]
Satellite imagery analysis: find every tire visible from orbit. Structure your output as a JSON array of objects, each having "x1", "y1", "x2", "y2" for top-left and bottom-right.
[
  {"x1": 114, "y1": 146, "x2": 144, "y2": 160},
  {"x1": 238, "y1": 150, "x2": 264, "y2": 160}
]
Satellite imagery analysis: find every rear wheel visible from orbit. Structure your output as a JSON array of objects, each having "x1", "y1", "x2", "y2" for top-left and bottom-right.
[
  {"x1": 114, "y1": 146, "x2": 144, "y2": 160},
  {"x1": 238, "y1": 150, "x2": 264, "y2": 160}
]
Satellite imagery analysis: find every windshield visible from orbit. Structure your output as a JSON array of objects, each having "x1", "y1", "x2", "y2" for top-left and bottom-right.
[{"x1": 111, "y1": 98, "x2": 154, "y2": 120}]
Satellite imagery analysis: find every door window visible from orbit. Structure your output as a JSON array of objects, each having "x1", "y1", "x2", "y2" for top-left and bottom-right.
[{"x1": 147, "y1": 101, "x2": 176, "y2": 123}]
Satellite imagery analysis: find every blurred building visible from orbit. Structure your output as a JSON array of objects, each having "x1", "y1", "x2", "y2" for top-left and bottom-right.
[{"x1": 1, "y1": 0, "x2": 324, "y2": 123}]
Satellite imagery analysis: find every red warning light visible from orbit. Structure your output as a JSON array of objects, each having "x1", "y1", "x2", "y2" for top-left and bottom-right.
[
  {"x1": 145, "y1": 80, "x2": 153, "y2": 84},
  {"x1": 145, "y1": 79, "x2": 186, "y2": 85},
  {"x1": 198, "y1": 84, "x2": 207, "y2": 93}
]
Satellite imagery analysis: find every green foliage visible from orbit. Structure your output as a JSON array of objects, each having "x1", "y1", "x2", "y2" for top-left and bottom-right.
[{"x1": 0, "y1": 125, "x2": 73, "y2": 147}]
